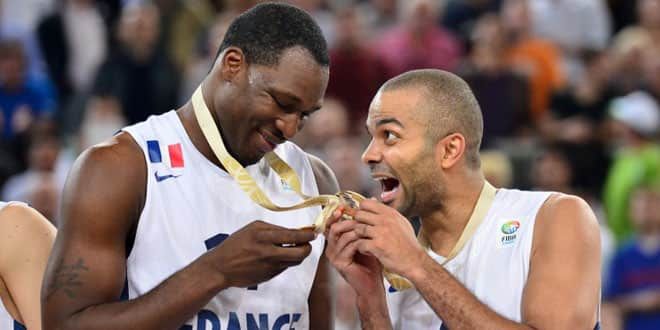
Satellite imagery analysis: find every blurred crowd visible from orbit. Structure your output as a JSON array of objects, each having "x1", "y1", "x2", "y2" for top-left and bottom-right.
[{"x1": 0, "y1": 0, "x2": 658, "y2": 329}]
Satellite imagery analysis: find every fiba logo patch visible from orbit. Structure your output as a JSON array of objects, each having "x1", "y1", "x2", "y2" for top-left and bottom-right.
[{"x1": 500, "y1": 220, "x2": 520, "y2": 246}]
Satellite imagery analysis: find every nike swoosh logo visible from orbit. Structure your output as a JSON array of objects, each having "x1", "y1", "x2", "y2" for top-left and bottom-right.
[{"x1": 154, "y1": 171, "x2": 181, "y2": 182}]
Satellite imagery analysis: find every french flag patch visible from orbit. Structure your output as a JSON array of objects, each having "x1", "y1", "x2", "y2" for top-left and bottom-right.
[
  {"x1": 147, "y1": 140, "x2": 184, "y2": 167},
  {"x1": 147, "y1": 140, "x2": 184, "y2": 181}
]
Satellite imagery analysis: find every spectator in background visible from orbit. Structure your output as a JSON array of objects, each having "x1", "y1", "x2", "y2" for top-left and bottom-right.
[
  {"x1": 529, "y1": 0, "x2": 612, "y2": 83},
  {"x1": 327, "y1": 5, "x2": 387, "y2": 133},
  {"x1": 609, "y1": 0, "x2": 660, "y2": 96},
  {"x1": 607, "y1": 0, "x2": 640, "y2": 34},
  {"x1": 530, "y1": 145, "x2": 575, "y2": 194},
  {"x1": 292, "y1": 97, "x2": 350, "y2": 157},
  {"x1": 642, "y1": 49, "x2": 660, "y2": 102},
  {"x1": 480, "y1": 149, "x2": 513, "y2": 188},
  {"x1": 612, "y1": 0, "x2": 660, "y2": 58},
  {"x1": 500, "y1": 0, "x2": 564, "y2": 123},
  {"x1": 603, "y1": 185, "x2": 660, "y2": 330},
  {"x1": 37, "y1": 0, "x2": 109, "y2": 135},
  {"x1": 93, "y1": 2, "x2": 179, "y2": 125},
  {"x1": 540, "y1": 49, "x2": 617, "y2": 196},
  {"x1": 0, "y1": 0, "x2": 53, "y2": 78},
  {"x1": 604, "y1": 91, "x2": 660, "y2": 244},
  {"x1": 460, "y1": 14, "x2": 530, "y2": 147},
  {"x1": 37, "y1": 0, "x2": 108, "y2": 103},
  {"x1": 373, "y1": 0, "x2": 462, "y2": 77},
  {"x1": 78, "y1": 93, "x2": 126, "y2": 150},
  {"x1": 179, "y1": 12, "x2": 233, "y2": 104},
  {"x1": 166, "y1": 0, "x2": 225, "y2": 72},
  {"x1": 324, "y1": 137, "x2": 375, "y2": 198},
  {"x1": 440, "y1": 0, "x2": 502, "y2": 47},
  {"x1": 357, "y1": 0, "x2": 399, "y2": 40},
  {"x1": 1, "y1": 121, "x2": 63, "y2": 224},
  {"x1": 0, "y1": 39, "x2": 54, "y2": 141}
]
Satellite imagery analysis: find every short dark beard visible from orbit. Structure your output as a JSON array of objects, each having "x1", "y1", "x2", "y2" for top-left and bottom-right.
[{"x1": 398, "y1": 145, "x2": 445, "y2": 218}]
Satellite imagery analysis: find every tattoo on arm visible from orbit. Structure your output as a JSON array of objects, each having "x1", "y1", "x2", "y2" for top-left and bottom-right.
[{"x1": 46, "y1": 258, "x2": 90, "y2": 300}]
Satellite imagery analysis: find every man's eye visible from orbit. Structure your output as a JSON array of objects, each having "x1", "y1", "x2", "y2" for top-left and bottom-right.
[
  {"x1": 270, "y1": 94, "x2": 286, "y2": 108},
  {"x1": 385, "y1": 131, "x2": 398, "y2": 143}
]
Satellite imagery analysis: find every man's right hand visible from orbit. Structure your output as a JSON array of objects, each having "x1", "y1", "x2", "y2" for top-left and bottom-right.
[
  {"x1": 202, "y1": 220, "x2": 316, "y2": 288},
  {"x1": 324, "y1": 210, "x2": 384, "y2": 297}
]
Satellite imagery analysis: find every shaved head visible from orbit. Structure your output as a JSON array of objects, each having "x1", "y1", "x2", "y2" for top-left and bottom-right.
[{"x1": 379, "y1": 69, "x2": 483, "y2": 168}]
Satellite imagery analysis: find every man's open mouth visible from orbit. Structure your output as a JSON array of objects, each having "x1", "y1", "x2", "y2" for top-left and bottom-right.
[{"x1": 374, "y1": 175, "x2": 400, "y2": 204}]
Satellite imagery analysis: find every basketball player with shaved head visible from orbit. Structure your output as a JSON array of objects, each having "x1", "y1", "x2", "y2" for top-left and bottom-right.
[
  {"x1": 326, "y1": 69, "x2": 601, "y2": 329},
  {"x1": 43, "y1": 3, "x2": 337, "y2": 329}
]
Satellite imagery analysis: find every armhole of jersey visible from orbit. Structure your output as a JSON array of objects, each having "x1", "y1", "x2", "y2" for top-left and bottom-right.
[
  {"x1": 120, "y1": 129, "x2": 151, "y2": 260},
  {"x1": 286, "y1": 143, "x2": 320, "y2": 196}
]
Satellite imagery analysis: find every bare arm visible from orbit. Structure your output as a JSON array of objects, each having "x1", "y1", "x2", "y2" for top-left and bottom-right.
[
  {"x1": 0, "y1": 203, "x2": 55, "y2": 329},
  {"x1": 42, "y1": 133, "x2": 225, "y2": 330},
  {"x1": 402, "y1": 194, "x2": 601, "y2": 329},
  {"x1": 43, "y1": 133, "x2": 315, "y2": 330},
  {"x1": 307, "y1": 153, "x2": 339, "y2": 330}
]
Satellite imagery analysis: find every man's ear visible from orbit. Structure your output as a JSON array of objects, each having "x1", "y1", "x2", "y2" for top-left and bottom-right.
[
  {"x1": 436, "y1": 133, "x2": 466, "y2": 169},
  {"x1": 216, "y1": 47, "x2": 246, "y2": 82}
]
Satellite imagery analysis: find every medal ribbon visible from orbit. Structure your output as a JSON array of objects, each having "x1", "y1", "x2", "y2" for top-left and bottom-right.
[{"x1": 192, "y1": 85, "x2": 494, "y2": 290}]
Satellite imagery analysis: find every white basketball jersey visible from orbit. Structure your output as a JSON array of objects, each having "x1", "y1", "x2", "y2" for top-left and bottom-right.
[
  {"x1": 122, "y1": 111, "x2": 325, "y2": 330},
  {"x1": 386, "y1": 188, "x2": 552, "y2": 329},
  {"x1": 0, "y1": 201, "x2": 27, "y2": 330}
]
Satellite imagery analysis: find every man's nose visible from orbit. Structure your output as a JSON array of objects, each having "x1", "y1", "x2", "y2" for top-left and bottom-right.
[
  {"x1": 361, "y1": 139, "x2": 381, "y2": 165},
  {"x1": 275, "y1": 113, "x2": 300, "y2": 140}
]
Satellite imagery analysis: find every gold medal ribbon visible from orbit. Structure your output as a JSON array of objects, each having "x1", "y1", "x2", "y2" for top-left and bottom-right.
[{"x1": 192, "y1": 85, "x2": 495, "y2": 290}]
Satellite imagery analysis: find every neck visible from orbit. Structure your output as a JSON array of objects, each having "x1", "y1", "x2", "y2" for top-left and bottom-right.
[
  {"x1": 420, "y1": 170, "x2": 486, "y2": 257},
  {"x1": 177, "y1": 80, "x2": 227, "y2": 171}
]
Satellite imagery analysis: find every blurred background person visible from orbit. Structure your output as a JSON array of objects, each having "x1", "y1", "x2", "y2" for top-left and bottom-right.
[
  {"x1": 372, "y1": 0, "x2": 462, "y2": 77},
  {"x1": 326, "y1": 5, "x2": 388, "y2": 134},
  {"x1": 500, "y1": 0, "x2": 565, "y2": 124},
  {"x1": 357, "y1": 0, "x2": 399, "y2": 39},
  {"x1": 0, "y1": 39, "x2": 54, "y2": 142},
  {"x1": 36, "y1": 0, "x2": 109, "y2": 136},
  {"x1": 480, "y1": 149, "x2": 513, "y2": 188},
  {"x1": 1, "y1": 119, "x2": 65, "y2": 225},
  {"x1": 603, "y1": 185, "x2": 660, "y2": 330},
  {"x1": 293, "y1": 97, "x2": 351, "y2": 157},
  {"x1": 178, "y1": 12, "x2": 233, "y2": 103},
  {"x1": 92, "y1": 2, "x2": 179, "y2": 125},
  {"x1": 603, "y1": 91, "x2": 660, "y2": 244},
  {"x1": 460, "y1": 13, "x2": 531, "y2": 148},
  {"x1": 529, "y1": 0, "x2": 612, "y2": 84},
  {"x1": 77, "y1": 92, "x2": 126, "y2": 150},
  {"x1": 440, "y1": 0, "x2": 502, "y2": 48}
]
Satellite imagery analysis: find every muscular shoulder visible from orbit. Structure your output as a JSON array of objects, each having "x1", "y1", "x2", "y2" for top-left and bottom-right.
[
  {"x1": 533, "y1": 193, "x2": 600, "y2": 255},
  {"x1": 75, "y1": 132, "x2": 144, "y2": 179},
  {"x1": 0, "y1": 203, "x2": 55, "y2": 273},
  {"x1": 61, "y1": 132, "x2": 146, "y2": 233},
  {"x1": 306, "y1": 153, "x2": 339, "y2": 195}
]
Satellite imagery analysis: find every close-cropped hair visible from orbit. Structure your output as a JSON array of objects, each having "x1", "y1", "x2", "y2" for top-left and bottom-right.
[{"x1": 216, "y1": 2, "x2": 329, "y2": 67}]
